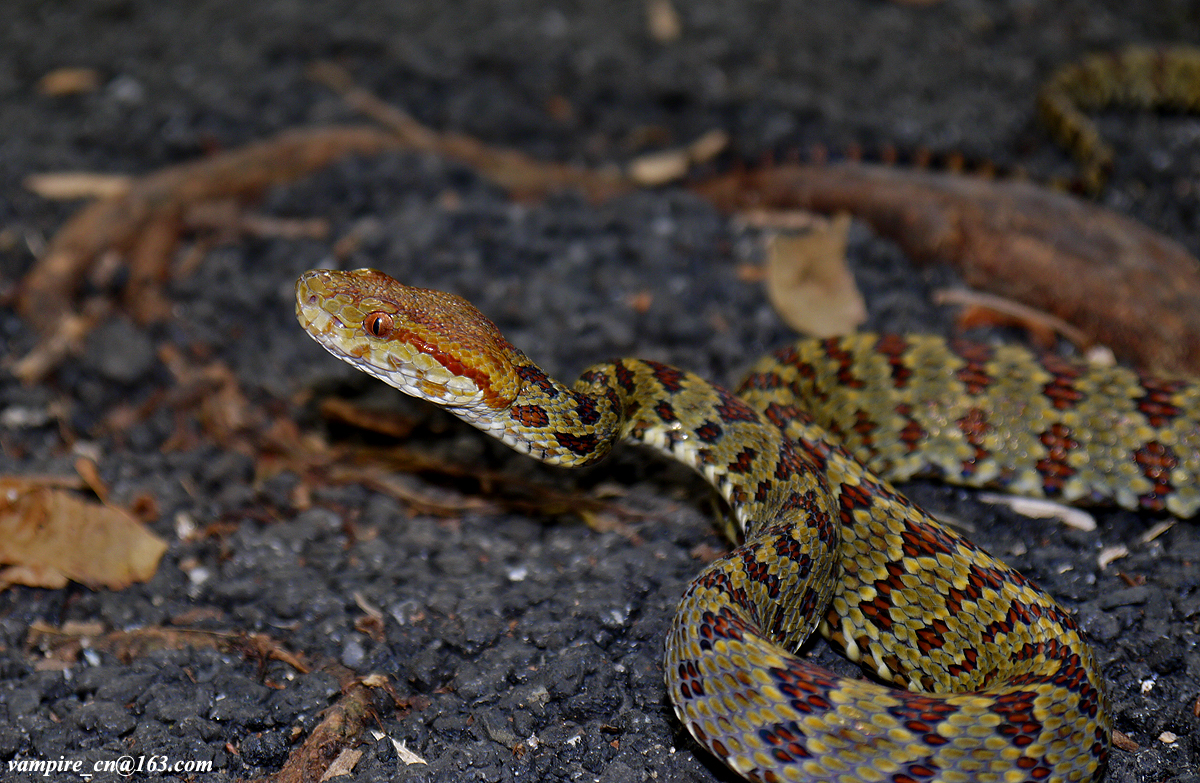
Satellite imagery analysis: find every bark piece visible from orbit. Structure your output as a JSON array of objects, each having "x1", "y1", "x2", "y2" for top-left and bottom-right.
[
  {"x1": 695, "y1": 162, "x2": 1200, "y2": 375},
  {"x1": 18, "y1": 125, "x2": 405, "y2": 337}
]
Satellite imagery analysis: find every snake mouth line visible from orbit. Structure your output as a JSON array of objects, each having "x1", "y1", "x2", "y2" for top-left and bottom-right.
[{"x1": 297, "y1": 309, "x2": 489, "y2": 409}]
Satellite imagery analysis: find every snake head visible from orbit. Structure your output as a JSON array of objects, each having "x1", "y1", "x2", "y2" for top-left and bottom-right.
[{"x1": 296, "y1": 268, "x2": 523, "y2": 411}]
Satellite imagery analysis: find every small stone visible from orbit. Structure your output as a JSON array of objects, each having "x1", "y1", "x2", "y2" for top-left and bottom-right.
[
  {"x1": 1097, "y1": 585, "x2": 1151, "y2": 610},
  {"x1": 82, "y1": 316, "x2": 156, "y2": 384}
]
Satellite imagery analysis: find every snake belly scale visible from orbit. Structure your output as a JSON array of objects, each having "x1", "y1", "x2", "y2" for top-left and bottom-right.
[{"x1": 296, "y1": 268, "x2": 1199, "y2": 782}]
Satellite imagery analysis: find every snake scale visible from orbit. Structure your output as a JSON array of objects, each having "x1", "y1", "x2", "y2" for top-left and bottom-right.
[{"x1": 296, "y1": 268, "x2": 1200, "y2": 783}]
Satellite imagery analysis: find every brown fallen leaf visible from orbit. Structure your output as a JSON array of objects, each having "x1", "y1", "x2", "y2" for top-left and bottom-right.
[
  {"x1": 764, "y1": 212, "x2": 866, "y2": 336},
  {"x1": 694, "y1": 162, "x2": 1200, "y2": 376},
  {"x1": 24, "y1": 172, "x2": 133, "y2": 200},
  {"x1": 319, "y1": 749, "x2": 363, "y2": 781},
  {"x1": 646, "y1": 0, "x2": 682, "y2": 43},
  {"x1": 156, "y1": 344, "x2": 266, "y2": 452},
  {"x1": 0, "y1": 473, "x2": 86, "y2": 491},
  {"x1": 0, "y1": 479, "x2": 167, "y2": 590},
  {"x1": 1112, "y1": 730, "x2": 1140, "y2": 752},
  {"x1": 74, "y1": 457, "x2": 109, "y2": 504},
  {"x1": 36, "y1": 67, "x2": 101, "y2": 96}
]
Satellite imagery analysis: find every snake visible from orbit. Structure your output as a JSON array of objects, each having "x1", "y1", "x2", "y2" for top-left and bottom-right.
[
  {"x1": 1038, "y1": 45, "x2": 1200, "y2": 193},
  {"x1": 295, "y1": 267, "x2": 1200, "y2": 783}
]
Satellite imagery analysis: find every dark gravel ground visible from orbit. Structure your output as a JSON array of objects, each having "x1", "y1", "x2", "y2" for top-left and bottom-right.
[{"x1": 2, "y1": 1, "x2": 1199, "y2": 781}]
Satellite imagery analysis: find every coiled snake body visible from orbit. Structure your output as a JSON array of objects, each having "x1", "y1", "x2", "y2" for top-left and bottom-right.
[{"x1": 296, "y1": 268, "x2": 1200, "y2": 783}]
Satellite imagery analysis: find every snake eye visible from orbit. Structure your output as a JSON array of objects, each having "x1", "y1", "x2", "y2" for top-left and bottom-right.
[{"x1": 364, "y1": 312, "x2": 394, "y2": 339}]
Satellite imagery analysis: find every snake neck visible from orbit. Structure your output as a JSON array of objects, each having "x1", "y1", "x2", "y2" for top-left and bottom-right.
[
  {"x1": 453, "y1": 351, "x2": 624, "y2": 468},
  {"x1": 508, "y1": 357, "x2": 834, "y2": 544}
]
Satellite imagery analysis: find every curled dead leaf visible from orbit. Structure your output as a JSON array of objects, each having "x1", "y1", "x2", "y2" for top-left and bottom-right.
[
  {"x1": 0, "y1": 478, "x2": 167, "y2": 590},
  {"x1": 764, "y1": 212, "x2": 866, "y2": 336}
]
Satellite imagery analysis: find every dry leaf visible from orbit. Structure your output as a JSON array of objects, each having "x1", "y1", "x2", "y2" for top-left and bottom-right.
[
  {"x1": 1097, "y1": 545, "x2": 1129, "y2": 569},
  {"x1": 647, "y1": 0, "x2": 682, "y2": 42},
  {"x1": 932, "y1": 288, "x2": 1094, "y2": 352},
  {"x1": 0, "y1": 479, "x2": 167, "y2": 590},
  {"x1": 628, "y1": 149, "x2": 690, "y2": 186},
  {"x1": 1139, "y1": 518, "x2": 1176, "y2": 543},
  {"x1": 764, "y1": 212, "x2": 866, "y2": 336},
  {"x1": 1111, "y1": 730, "x2": 1140, "y2": 752},
  {"x1": 319, "y1": 748, "x2": 363, "y2": 781},
  {"x1": 17, "y1": 125, "x2": 408, "y2": 381},
  {"x1": 389, "y1": 738, "x2": 429, "y2": 766},
  {"x1": 975, "y1": 492, "x2": 1097, "y2": 531},
  {"x1": 74, "y1": 457, "x2": 109, "y2": 503},
  {"x1": 628, "y1": 129, "x2": 729, "y2": 186},
  {"x1": 24, "y1": 172, "x2": 133, "y2": 200},
  {"x1": 36, "y1": 67, "x2": 101, "y2": 96}
]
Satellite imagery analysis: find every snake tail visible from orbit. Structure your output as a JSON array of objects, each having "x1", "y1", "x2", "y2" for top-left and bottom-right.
[{"x1": 1038, "y1": 45, "x2": 1200, "y2": 192}]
